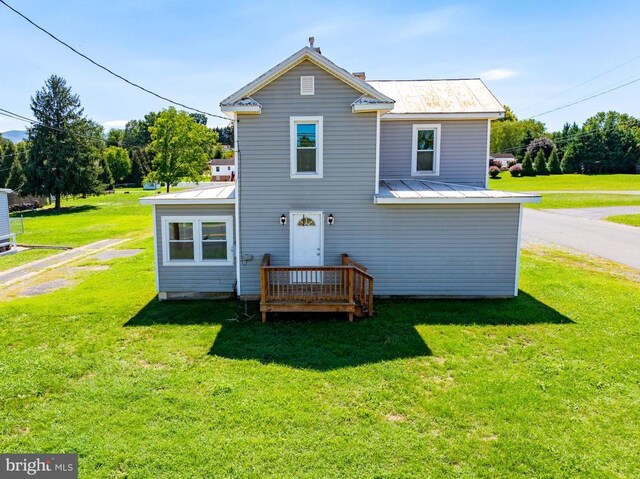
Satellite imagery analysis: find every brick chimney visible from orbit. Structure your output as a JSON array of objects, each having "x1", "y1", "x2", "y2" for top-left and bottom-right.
[{"x1": 352, "y1": 72, "x2": 366, "y2": 81}]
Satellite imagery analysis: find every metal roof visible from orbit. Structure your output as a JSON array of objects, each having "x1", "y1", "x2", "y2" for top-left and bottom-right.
[
  {"x1": 366, "y1": 79, "x2": 504, "y2": 115},
  {"x1": 376, "y1": 180, "x2": 539, "y2": 204},
  {"x1": 139, "y1": 184, "x2": 235, "y2": 205},
  {"x1": 210, "y1": 158, "x2": 235, "y2": 166}
]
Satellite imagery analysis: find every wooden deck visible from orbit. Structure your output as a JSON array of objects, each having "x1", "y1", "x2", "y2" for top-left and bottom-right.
[{"x1": 260, "y1": 254, "x2": 374, "y2": 322}]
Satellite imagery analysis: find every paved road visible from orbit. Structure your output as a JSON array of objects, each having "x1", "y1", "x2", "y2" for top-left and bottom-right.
[{"x1": 522, "y1": 208, "x2": 640, "y2": 270}]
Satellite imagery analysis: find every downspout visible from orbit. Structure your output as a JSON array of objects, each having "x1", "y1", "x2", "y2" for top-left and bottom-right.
[{"x1": 234, "y1": 113, "x2": 242, "y2": 296}]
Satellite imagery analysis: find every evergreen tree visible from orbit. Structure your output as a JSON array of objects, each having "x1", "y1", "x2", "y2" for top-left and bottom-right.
[
  {"x1": 5, "y1": 151, "x2": 26, "y2": 191},
  {"x1": 547, "y1": 149, "x2": 562, "y2": 174},
  {"x1": 98, "y1": 154, "x2": 113, "y2": 189},
  {"x1": 212, "y1": 145, "x2": 223, "y2": 159},
  {"x1": 521, "y1": 151, "x2": 536, "y2": 176},
  {"x1": 561, "y1": 145, "x2": 579, "y2": 173},
  {"x1": 533, "y1": 149, "x2": 550, "y2": 175},
  {"x1": 24, "y1": 75, "x2": 104, "y2": 209},
  {"x1": 0, "y1": 141, "x2": 16, "y2": 186}
]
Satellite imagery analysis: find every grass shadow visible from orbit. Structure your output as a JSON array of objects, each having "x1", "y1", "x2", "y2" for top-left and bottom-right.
[
  {"x1": 125, "y1": 290, "x2": 571, "y2": 371},
  {"x1": 10, "y1": 205, "x2": 98, "y2": 218}
]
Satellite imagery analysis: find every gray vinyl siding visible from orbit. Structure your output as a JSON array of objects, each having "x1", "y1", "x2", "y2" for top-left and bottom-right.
[
  {"x1": 379, "y1": 119, "x2": 489, "y2": 186},
  {"x1": 155, "y1": 204, "x2": 236, "y2": 293},
  {"x1": 0, "y1": 193, "x2": 9, "y2": 238},
  {"x1": 236, "y1": 60, "x2": 519, "y2": 297}
]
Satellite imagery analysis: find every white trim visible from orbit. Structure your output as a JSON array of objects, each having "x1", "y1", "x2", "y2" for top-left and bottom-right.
[
  {"x1": 381, "y1": 112, "x2": 504, "y2": 120},
  {"x1": 161, "y1": 215, "x2": 234, "y2": 267},
  {"x1": 234, "y1": 113, "x2": 241, "y2": 296},
  {"x1": 352, "y1": 102, "x2": 395, "y2": 113},
  {"x1": 151, "y1": 205, "x2": 159, "y2": 293},
  {"x1": 289, "y1": 211, "x2": 324, "y2": 267},
  {"x1": 411, "y1": 124, "x2": 441, "y2": 177},
  {"x1": 514, "y1": 204, "x2": 523, "y2": 296},
  {"x1": 375, "y1": 111, "x2": 381, "y2": 195},
  {"x1": 290, "y1": 116, "x2": 323, "y2": 179},
  {"x1": 220, "y1": 47, "x2": 394, "y2": 106},
  {"x1": 300, "y1": 75, "x2": 315, "y2": 95},
  {"x1": 485, "y1": 119, "x2": 491, "y2": 188},
  {"x1": 0, "y1": 188, "x2": 12, "y2": 194},
  {"x1": 374, "y1": 196, "x2": 541, "y2": 205}
]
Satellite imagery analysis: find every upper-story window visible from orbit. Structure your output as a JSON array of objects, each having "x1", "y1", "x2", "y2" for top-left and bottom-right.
[
  {"x1": 411, "y1": 124, "x2": 441, "y2": 176},
  {"x1": 290, "y1": 116, "x2": 323, "y2": 178}
]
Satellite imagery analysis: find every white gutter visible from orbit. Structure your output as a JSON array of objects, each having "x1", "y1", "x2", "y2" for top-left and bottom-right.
[{"x1": 374, "y1": 196, "x2": 541, "y2": 205}]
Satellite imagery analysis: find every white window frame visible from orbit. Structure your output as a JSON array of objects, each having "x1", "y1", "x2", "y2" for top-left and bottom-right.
[
  {"x1": 161, "y1": 215, "x2": 234, "y2": 266},
  {"x1": 300, "y1": 76, "x2": 315, "y2": 95},
  {"x1": 290, "y1": 116, "x2": 323, "y2": 179},
  {"x1": 411, "y1": 124, "x2": 441, "y2": 176}
]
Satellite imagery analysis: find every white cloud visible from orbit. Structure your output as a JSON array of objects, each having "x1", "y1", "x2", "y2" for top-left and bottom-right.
[
  {"x1": 102, "y1": 120, "x2": 128, "y2": 130},
  {"x1": 480, "y1": 69, "x2": 517, "y2": 81}
]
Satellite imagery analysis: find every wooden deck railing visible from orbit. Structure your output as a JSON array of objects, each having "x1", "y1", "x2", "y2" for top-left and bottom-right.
[{"x1": 260, "y1": 253, "x2": 374, "y2": 322}]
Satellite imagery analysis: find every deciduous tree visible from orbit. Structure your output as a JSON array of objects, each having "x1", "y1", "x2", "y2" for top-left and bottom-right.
[
  {"x1": 147, "y1": 107, "x2": 218, "y2": 192},
  {"x1": 104, "y1": 146, "x2": 131, "y2": 184}
]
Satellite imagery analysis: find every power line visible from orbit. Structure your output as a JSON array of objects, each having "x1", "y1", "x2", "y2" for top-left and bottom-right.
[
  {"x1": 520, "y1": 54, "x2": 640, "y2": 112},
  {"x1": 529, "y1": 75, "x2": 640, "y2": 118},
  {"x1": 0, "y1": 0, "x2": 230, "y2": 122}
]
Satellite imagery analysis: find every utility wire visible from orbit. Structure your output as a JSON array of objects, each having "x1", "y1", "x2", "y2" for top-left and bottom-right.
[
  {"x1": 520, "y1": 54, "x2": 640, "y2": 112},
  {"x1": 0, "y1": 0, "x2": 230, "y2": 122},
  {"x1": 530, "y1": 75, "x2": 640, "y2": 118}
]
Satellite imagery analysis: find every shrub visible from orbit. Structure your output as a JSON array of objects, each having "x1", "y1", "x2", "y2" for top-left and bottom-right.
[
  {"x1": 547, "y1": 149, "x2": 562, "y2": 174},
  {"x1": 507, "y1": 159, "x2": 517, "y2": 167},
  {"x1": 509, "y1": 164, "x2": 523, "y2": 177},
  {"x1": 521, "y1": 152, "x2": 536, "y2": 176},
  {"x1": 533, "y1": 150, "x2": 550, "y2": 175},
  {"x1": 489, "y1": 166, "x2": 501, "y2": 178}
]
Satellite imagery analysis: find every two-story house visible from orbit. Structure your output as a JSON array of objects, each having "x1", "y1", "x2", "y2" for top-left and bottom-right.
[{"x1": 141, "y1": 43, "x2": 539, "y2": 321}]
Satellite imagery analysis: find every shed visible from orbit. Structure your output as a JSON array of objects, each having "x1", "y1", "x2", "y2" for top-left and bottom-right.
[{"x1": 0, "y1": 188, "x2": 16, "y2": 255}]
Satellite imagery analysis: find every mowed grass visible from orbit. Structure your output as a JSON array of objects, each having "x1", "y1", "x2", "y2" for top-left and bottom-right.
[
  {"x1": 1, "y1": 189, "x2": 156, "y2": 271},
  {"x1": 0, "y1": 238, "x2": 639, "y2": 477},
  {"x1": 605, "y1": 213, "x2": 640, "y2": 227},
  {"x1": 528, "y1": 193, "x2": 640, "y2": 209},
  {"x1": 489, "y1": 173, "x2": 640, "y2": 191}
]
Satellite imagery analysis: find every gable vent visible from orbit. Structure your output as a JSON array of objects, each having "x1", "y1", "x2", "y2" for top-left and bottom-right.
[{"x1": 300, "y1": 76, "x2": 315, "y2": 95}]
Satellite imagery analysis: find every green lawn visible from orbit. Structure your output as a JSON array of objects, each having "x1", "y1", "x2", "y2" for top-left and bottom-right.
[
  {"x1": 528, "y1": 193, "x2": 640, "y2": 209},
  {"x1": 605, "y1": 213, "x2": 640, "y2": 227},
  {"x1": 0, "y1": 234, "x2": 638, "y2": 477},
  {"x1": 1, "y1": 189, "x2": 156, "y2": 272},
  {"x1": 490, "y1": 173, "x2": 640, "y2": 191}
]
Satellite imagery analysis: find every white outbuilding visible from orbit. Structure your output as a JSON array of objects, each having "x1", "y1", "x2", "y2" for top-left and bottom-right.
[{"x1": 0, "y1": 188, "x2": 16, "y2": 256}]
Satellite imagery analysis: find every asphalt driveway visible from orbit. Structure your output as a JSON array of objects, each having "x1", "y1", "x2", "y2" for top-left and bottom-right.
[{"x1": 522, "y1": 207, "x2": 640, "y2": 270}]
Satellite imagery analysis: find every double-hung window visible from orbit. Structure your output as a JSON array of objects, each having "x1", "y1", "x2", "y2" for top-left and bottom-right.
[
  {"x1": 411, "y1": 124, "x2": 441, "y2": 176},
  {"x1": 290, "y1": 116, "x2": 323, "y2": 178},
  {"x1": 162, "y1": 216, "x2": 233, "y2": 266}
]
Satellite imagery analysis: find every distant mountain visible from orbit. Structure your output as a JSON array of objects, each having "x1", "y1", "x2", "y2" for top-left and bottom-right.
[{"x1": 0, "y1": 130, "x2": 28, "y2": 143}]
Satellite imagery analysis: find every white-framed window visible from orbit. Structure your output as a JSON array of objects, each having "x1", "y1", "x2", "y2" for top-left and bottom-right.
[
  {"x1": 215, "y1": 166, "x2": 220, "y2": 172},
  {"x1": 411, "y1": 124, "x2": 441, "y2": 176},
  {"x1": 290, "y1": 116, "x2": 323, "y2": 178},
  {"x1": 300, "y1": 76, "x2": 315, "y2": 95},
  {"x1": 161, "y1": 216, "x2": 233, "y2": 266}
]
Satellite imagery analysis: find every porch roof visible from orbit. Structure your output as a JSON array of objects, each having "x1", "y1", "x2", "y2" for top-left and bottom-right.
[
  {"x1": 375, "y1": 180, "x2": 540, "y2": 204},
  {"x1": 139, "y1": 184, "x2": 235, "y2": 205}
]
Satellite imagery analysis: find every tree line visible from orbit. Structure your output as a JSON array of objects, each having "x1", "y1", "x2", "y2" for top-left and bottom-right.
[
  {"x1": 491, "y1": 106, "x2": 640, "y2": 175},
  {"x1": 0, "y1": 75, "x2": 235, "y2": 208}
]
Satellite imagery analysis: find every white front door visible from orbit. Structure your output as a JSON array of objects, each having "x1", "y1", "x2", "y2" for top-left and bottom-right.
[{"x1": 290, "y1": 212, "x2": 323, "y2": 266}]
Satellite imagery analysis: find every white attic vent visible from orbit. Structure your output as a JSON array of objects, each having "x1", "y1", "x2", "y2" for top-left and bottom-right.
[{"x1": 300, "y1": 76, "x2": 314, "y2": 95}]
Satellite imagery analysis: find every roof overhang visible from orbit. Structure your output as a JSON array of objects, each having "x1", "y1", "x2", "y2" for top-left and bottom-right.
[
  {"x1": 0, "y1": 188, "x2": 12, "y2": 194},
  {"x1": 374, "y1": 195, "x2": 541, "y2": 205},
  {"x1": 220, "y1": 97, "x2": 262, "y2": 117},
  {"x1": 219, "y1": 47, "x2": 395, "y2": 109},
  {"x1": 141, "y1": 197, "x2": 235, "y2": 205},
  {"x1": 381, "y1": 112, "x2": 505, "y2": 121}
]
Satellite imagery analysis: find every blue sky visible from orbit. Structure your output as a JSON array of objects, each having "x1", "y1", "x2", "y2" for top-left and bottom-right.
[{"x1": 1, "y1": 0, "x2": 640, "y2": 133}]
